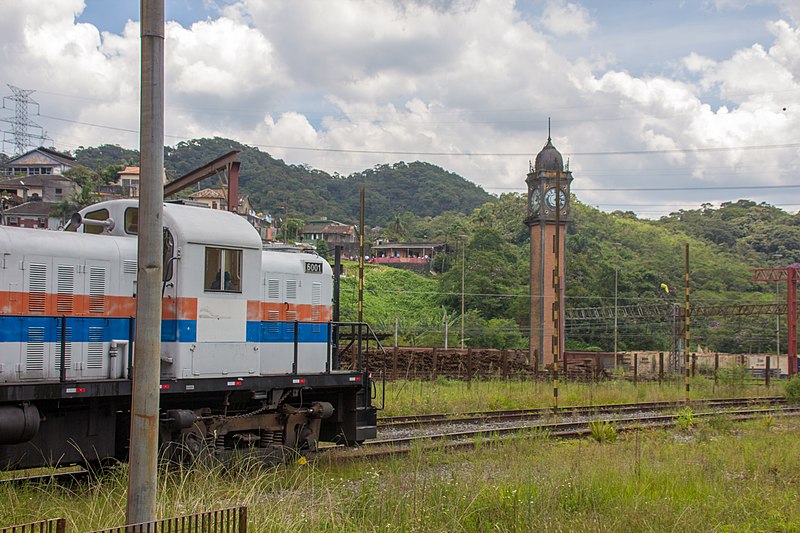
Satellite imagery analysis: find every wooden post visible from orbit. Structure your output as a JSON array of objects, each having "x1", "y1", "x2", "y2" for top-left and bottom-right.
[
  {"x1": 658, "y1": 352, "x2": 664, "y2": 385},
  {"x1": 714, "y1": 352, "x2": 719, "y2": 387},
  {"x1": 766, "y1": 355, "x2": 771, "y2": 388},
  {"x1": 691, "y1": 353, "x2": 696, "y2": 377},
  {"x1": 431, "y1": 347, "x2": 438, "y2": 381},
  {"x1": 467, "y1": 348, "x2": 473, "y2": 385},
  {"x1": 392, "y1": 346, "x2": 398, "y2": 381},
  {"x1": 501, "y1": 349, "x2": 508, "y2": 380},
  {"x1": 633, "y1": 353, "x2": 638, "y2": 384}
]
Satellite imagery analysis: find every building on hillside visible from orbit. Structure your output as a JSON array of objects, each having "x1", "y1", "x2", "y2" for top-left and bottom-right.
[
  {"x1": 117, "y1": 166, "x2": 141, "y2": 197},
  {"x1": 0, "y1": 147, "x2": 79, "y2": 229},
  {"x1": 302, "y1": 218, "x2": 359, "y2": 257},
  {"x1": 0, "y1": 174, "x2": 75, "y2": 204},
  {"x1": 1, "y1": 200, "x2": 61, "y2": 229},
  {"x1": 188, "y1": 187, "x2": 226, "y2": 210},
  {"x1": 370, "y1": 240, "x2": 446, "y2": 272},
  {"x1": 97, "y1": 166, "x2": 169, "y2": 199},
  {"x1": 1, "y1": 147, "x2": 76, "y2": 177}
]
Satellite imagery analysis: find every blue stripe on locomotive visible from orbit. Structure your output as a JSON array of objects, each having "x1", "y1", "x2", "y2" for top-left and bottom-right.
[{"x1": 0, "y1": 316, "x2": 330, "y2": 344}]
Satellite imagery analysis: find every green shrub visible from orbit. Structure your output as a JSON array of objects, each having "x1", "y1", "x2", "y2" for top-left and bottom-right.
[
  {"x1": 675, "y1": 407, "x2": 696, "y2": 430},
  {"x1": 784, "y1": 377, "x2": 800, "y2": 403},
  {"x1": 588, "y1": 420, "x2": 617, "y2": 443}
]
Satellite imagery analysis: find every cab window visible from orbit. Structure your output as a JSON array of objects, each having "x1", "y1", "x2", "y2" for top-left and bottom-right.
[
  {"x1": 124, "y1": 208, "x2": 138, "y2": 234},
  {"x1": 204, "y1": 247, "x2": 242, "y2": 293},
  {"x1": 83, "y1": 209, "x2": 109, "y2": 234}
]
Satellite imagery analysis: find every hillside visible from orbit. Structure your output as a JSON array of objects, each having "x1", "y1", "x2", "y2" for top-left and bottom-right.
[
  {"x1": 339, "y1": 195, "x2": 788, "y2": 354},
  {"x1": 74, "y1": 138, "x2": 494, "y2": 227},
  {"x1": 68, "y1": 138, "x2": 795, "y2": 354}
]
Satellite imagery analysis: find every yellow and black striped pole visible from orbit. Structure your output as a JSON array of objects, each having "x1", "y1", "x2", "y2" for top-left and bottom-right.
[
  {"x1": 684, "y1": 243, "x2": 690, "y2": 402},
  {"x1": 553, "y1": 172, "x2": 561, "y2": 412}
]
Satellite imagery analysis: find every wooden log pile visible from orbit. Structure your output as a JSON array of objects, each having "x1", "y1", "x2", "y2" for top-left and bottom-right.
[
  {"x1": 341, "y1": 346, "x2": 540, "y2": 380},
  {"x1": 563, "y1": 357, "x2": 609, "y2": 381}
]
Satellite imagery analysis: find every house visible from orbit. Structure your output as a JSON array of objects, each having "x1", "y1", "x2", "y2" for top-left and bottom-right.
[
  {"x1": 370, "y1": 241, "x2": 447, "y2": 272},
  {"x1": 0, "y1": 147, "x2": 78, "y2": 228},
  {"x1": 117, "y1": 166, "x2": 141, "y2": 197},
  {"x1": 96, "y1": 166, "x2": 169, "y2": 199},
  {"x1": 1, "y1": 200, "x2": 61, "y2": 229},
  {"x1": 188, "y1": 187, "x2": 227, "y2": 210},
  {"x1": 1, "y1": 146, "x2": 76, "y2": 177},
  {"x1": 0, "y1": 174, "x2": 75, "y2": 204},
  {"x1": 302, "y1": 218, "x2": 359, "y2": 257}
]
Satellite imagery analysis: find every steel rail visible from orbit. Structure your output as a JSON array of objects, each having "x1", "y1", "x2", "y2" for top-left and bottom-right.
[
  {"x1": 332, "y1": 405, "x2": 800, "y2": 461},
  {"x1": 379, "y1": 396, "x2": 785, "y2": 428}
]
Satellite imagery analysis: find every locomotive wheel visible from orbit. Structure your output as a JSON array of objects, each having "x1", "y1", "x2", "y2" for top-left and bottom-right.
[{"x1": 180, "y1": 424, "x2": 209, "y2": 462}]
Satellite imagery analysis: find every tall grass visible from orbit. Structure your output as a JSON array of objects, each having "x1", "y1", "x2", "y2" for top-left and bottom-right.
[
  {"x1": 3, "y1": 417, "x2": 800, "y2": 531},
  {"x1": 380, "y1": 376, "x2": 773, "y2": 416}
]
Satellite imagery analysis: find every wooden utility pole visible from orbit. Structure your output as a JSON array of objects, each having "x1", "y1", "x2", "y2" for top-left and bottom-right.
[{"x1": 127, "y1": 0, "x2": 164, "y2": 526}]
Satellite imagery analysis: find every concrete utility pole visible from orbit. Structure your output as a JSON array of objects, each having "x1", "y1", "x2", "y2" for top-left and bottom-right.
[{"x1": 126, "y1": 0, "x2": 164, "y2": 527}]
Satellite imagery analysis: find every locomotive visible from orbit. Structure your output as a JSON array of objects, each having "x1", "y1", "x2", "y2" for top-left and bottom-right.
[{"x1": 0, "y1": 199, "x2": 377, "y2": 469}]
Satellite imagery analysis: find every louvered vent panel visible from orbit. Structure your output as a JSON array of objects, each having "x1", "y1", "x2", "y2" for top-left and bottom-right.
[
  {"x1": 123, "y1": 260, "x2": 137, "y2": 275},
  {"x1": 89, "y1": 267, "x2": 106, "y2": 313},
  {"x1": 56, "y1": 264, "x2": 75, "y2": 313},
  {"x1": 28, "y1": 263, "x2": 47, "y2": 313},
  {"x1": 311, "y1": 282, "x2": 321, "y2": 321},
  {"x1": 55, "y1": 327, "x2": 73, "y2": 370},
  {"x1": 87, "y1": 327, "x2": 104, "y2": 369},
  {"x1": 26, "y1": 327, "x2": 45, "y2": 371},
  {"x1": 267, "y1": 279, "x2": 280, "y2": 299},
  {"x1": 285, "y1": 311, "x2": 297, "y2": 336},
  {"x1": 286, "y1": 280, "x2": 297, "y2": 299},
  {"x1": 267, "y1": 310, "x2": 280, "y2": 334}
]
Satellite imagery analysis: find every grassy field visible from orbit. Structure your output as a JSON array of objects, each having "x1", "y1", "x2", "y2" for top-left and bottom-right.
[
  {"x1": 1, "y1": 378, "x2": 795, "y2": 532},
  {"x1": 380, "y1": 375, "x2": 776, "y2": 416}
]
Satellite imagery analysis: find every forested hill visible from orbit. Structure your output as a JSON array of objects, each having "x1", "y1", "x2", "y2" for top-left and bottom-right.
[{"x1": 73, "y1": 137, "x2": 494, "y2": 226}]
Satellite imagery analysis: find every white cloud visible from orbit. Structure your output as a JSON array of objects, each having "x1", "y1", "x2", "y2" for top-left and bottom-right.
[
  {"x1": 1, "y1": 0, "x2": 799, "y2": 218},
  {"x1": 540, "y1": 0, "x2": 596, "y2": 37}
]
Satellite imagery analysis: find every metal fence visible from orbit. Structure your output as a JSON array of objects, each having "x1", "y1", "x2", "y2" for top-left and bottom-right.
[
  {"x1": 3, "y1": 507, "x2": 246, "y2": 533},
  {"x1": 1, "y1": 519, "x2": 66, "y2": 533}
]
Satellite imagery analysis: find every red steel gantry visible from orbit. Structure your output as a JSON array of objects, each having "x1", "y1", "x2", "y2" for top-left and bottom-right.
[{"x1": 753, "y1": 266, "x2": 799, "y2": 377}]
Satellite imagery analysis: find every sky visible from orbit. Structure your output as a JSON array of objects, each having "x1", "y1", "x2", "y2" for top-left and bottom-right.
[{"x1": 1, "y1": 0, "x2": 799, "y2": 218}]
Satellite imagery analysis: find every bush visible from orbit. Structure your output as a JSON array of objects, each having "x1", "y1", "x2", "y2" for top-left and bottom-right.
[
  {"x1": 675, "y1": 407, "x2": 696, "y2": 430},
  {"x1": 784, "y1": 377, "x2": 800, "y2": 403},
  {"x1": 588, "y1": 420, "x2": 617, "y2": 443}
]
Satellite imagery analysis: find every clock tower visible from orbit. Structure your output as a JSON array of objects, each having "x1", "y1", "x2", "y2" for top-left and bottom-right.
[{"x1": 525, "y1": 132, "x2": 573, "y2": 368}]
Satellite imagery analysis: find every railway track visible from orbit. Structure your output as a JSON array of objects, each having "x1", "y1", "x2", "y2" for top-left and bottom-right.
[
  {"x1": 378, "y1": 396, "x2": 785, "y2": 429},
  {"x1": 328, "y1": 397, "x2": 797, "y2": 461}
]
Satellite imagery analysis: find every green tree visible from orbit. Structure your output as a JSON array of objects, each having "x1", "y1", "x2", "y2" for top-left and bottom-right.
[{"x1": 315, "y1": 239, "x2": 329, "y2": 260}]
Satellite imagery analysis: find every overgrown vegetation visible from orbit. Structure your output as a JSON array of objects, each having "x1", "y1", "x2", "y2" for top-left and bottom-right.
[
  {"x1": 378, "y1": 378, "x2": 769, "y2": 417},
  {"x1": 5, "y1": 418, "x2": 800, "y2": 531}
]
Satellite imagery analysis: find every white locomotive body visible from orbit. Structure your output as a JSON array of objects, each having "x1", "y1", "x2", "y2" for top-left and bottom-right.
[{"x1": 0, "y1": 200, "x2": 376, "y2": 469}]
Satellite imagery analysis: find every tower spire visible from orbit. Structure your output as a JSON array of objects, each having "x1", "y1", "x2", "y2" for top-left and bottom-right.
[{"x1": 547, "y1": 117, "x2": 551, "y2": 142}]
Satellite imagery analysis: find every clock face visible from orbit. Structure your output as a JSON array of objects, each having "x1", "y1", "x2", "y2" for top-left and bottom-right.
[
  {"x1": 544, "y1": 187, "x2": 567, "y2": 211},
  {"x1": 530, "y1": 189, "x2": 540, "y2": 212}
]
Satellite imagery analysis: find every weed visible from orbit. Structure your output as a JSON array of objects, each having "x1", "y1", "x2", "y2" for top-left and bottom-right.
[
  {"x1": 705, "y1": 414, "x2": 734, "y2": 433},
  {"x1": 761, "y1": 414, "x2": 776, "y2": 429},
  {"x1": 588, "y1": 420, "x2": 617, "y2": 443},
  {"x1": 675, "y1": 407, "x2": 696, "y2": 430}
]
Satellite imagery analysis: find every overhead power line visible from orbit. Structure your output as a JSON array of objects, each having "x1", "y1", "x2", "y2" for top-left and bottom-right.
[{"x1": 35, "y1": 112, "x2": 800, "y2": 158}]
